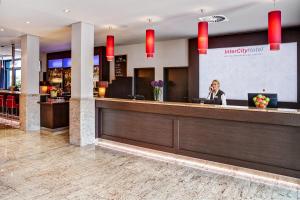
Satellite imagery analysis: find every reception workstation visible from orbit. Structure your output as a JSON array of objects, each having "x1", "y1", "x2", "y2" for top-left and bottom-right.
[
  {"x1": 95, "y1": 98, "x2": 300, "y2": 179},
  {"x1": 39, "y1": 26, "x2": 300, "y2": 179},
  {"x1": 94, "y1": 27, "x2": 300, "y2": 179}
]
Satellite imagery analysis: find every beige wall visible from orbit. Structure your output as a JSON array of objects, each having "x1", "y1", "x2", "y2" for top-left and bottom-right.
[{"x1": 110, "y1": 39, "x2": 189, "y2": 82}]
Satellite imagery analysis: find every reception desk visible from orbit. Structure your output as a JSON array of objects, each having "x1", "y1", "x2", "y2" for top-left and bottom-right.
[{"x1": 95, "y1": 98, "x2": 300, "y2": 178}]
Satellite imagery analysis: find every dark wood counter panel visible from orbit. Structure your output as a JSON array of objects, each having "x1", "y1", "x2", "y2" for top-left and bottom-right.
[
  {"x1": 95, "y1": 98, "x2": 300, "y2": 178},
  {"x1": 39, "y1": 101, "x2": 69, "y2": 129}
]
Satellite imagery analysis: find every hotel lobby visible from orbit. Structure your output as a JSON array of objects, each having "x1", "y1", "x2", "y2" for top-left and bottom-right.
[{"x1": 0, "y1": 0, "x2": 300, "y2": 199}]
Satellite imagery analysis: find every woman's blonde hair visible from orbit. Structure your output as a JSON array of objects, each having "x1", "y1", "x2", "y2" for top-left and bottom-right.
[{"x1": 212, "y1": 80, "x2": 220, "y2": 86}]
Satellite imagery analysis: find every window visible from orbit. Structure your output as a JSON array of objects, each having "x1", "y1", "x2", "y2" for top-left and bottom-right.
[{"x1": 3, "y1": 59, "x2": 21, "y2": 89}]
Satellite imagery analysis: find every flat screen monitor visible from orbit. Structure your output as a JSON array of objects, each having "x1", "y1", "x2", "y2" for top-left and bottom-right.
[
  {"x1": 62, "y1": 58, "x2": 71, "y2": 68},
  {"x1": 48, "y1": 59, "x2": 62, "y2": 68},
  {"x1": 94, "y1": 55, "x2": 99, "y2": 66},
  {"x1": 48, "y1": 56, "x2": 99, "y2": 69},
  {"x1": 248, "y1": 93, "x2": 278, "y2": 108}
]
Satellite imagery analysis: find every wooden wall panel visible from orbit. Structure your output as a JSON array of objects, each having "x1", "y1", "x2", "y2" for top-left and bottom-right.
[
  {"x1": 178, "y1": 117, "x2": 300, "y2": 171},
  {"x1": 101, "y1": 108, "x2": 174, "y2": 147},
  {"x1": 188, "y1": 38, "x2": 199, "y2": 101}
]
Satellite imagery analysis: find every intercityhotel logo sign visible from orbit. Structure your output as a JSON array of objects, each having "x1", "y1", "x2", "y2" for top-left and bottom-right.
[{"x1": 224, "y1": 46, "x2": 265, "y2": 57}]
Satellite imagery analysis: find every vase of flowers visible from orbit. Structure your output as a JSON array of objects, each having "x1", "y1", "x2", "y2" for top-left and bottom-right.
[{"x1": 151, "y1": 80, "x2": 163, "y2": 101}]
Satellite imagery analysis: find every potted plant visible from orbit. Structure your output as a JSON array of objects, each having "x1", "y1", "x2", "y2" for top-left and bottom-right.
[
  {"x1": 50, "y1": 88, "x2": 58, "y2": 98},
  {"x1": 151, "y1": 80, "x2": 163, "y2": 101}
]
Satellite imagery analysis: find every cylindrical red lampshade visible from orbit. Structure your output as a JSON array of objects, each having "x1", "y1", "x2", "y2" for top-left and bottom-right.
[
  {"x1": 146, "y1": 29, "x2": 155, "y2": 58},
  {"x1": 198, "y1": 21, "x2": 208, "y2": 54},
  {"x1": 106, "y1": 35, "x2": 114, "y2": 61},
  {"x1": 268, "y1": 10, "x2": 281, "y2": 51}
]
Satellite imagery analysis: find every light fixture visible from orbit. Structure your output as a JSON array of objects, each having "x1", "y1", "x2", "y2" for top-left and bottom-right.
[
  {"x1": 25, "y1": 21, "x2": 31, "y2": 24},
  {"x1": 198, "y1": 21, "x2": 208, "y2": 54},
  {"x1": 198, "y1": 9, "x2": 208, "y2": 55},
  {"x1": 146, "y1": 19, "x2": 155, "y2": 58},
  {"x1": 0, "y1": 28, "x2": 4, "y2": 32},
  {"x1": 98, "y1": 81, "x2": 108, "y2": 98},
  {"x1": 106, "y1": 27, "x2": 114, "y2": 62},
  {"x1": 40, "y1": 86, "x2": 48, "y2": 94},
  {"x1": 63, "y1": 9, "x2": 71, "y2": 13},
  {"x1": 268, "y1": 1, "x2": 281, "y2": 51}
]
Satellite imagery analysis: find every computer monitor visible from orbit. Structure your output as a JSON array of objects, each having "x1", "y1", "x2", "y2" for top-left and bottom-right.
[{"x1": 248, "y1": 93, "x2": 278, "y2": 108}]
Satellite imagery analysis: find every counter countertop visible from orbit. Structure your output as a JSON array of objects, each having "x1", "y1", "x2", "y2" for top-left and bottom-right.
[
  {"x1": 38, "y1": 101, "x2": 69, "y2": 105},
  {"x1": 95, "y1": 98, "x2": 300, "y2": 115},
  {"x1": 0, "y1": 90, "x2": 21, "y2": 94}
]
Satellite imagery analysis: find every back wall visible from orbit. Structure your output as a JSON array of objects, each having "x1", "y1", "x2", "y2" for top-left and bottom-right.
[{"x1": 189, "y1": 26, "x2": 300, "y2": 108}]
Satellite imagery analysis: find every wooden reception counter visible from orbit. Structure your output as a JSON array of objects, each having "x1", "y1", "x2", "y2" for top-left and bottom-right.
[{"x1": 95, "y1": 98, "x2": 300, "y2": 178}]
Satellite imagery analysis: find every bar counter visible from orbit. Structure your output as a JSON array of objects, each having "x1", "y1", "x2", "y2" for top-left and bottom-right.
[
  {"x1": 39, "y1": 101, "x2": 69, "y2": 129},
  {"x1": 95, "y1": 98, "x2": 300, "y2": 178},
  {"x1": 0, "y1": 90, "x2": 21, "y2": 95}
]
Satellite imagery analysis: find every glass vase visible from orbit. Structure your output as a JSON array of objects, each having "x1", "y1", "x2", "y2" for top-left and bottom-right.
[{"x1": 153, "y1": 88, "x2": 161, "y2": 101}]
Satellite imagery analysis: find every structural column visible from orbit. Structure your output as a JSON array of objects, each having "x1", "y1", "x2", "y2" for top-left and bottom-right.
[
  {"x1": 70, "y1": 22, "x2": 95, "y2": 146},
  {"x1": 20, "y1": 35, "x2": 40, "y2": 131}
]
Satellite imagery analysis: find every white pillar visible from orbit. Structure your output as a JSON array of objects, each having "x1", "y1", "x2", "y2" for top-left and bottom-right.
[
  {"x1": 20, "y1": 35, "x2": 40, "y2": 131},
  {"x1": 69, "y1": 22, "x2": 95, "y2": 146}
]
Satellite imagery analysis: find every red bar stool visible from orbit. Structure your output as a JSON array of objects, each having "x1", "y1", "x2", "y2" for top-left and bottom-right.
[
  {"x1": 0, "y1": 95, "x2": 5, "y2": 124},
  {"x1": 0, "y1": 95, "x2": 4, "y2": 114},
  {"x1": 6, "y1": 95, "x2": 19, "y2": 120}
]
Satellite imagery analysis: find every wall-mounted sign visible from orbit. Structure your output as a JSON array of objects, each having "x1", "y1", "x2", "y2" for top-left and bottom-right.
[
  {"x1": 114, "y1": 55, "x2": 127, "y2": 77},
  {"x1": 199, "y1": 42, "x2": 297, "y2": 102}
]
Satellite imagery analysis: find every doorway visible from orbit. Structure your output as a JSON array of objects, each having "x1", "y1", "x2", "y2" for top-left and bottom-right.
[
  {"x1": 134, "y1": 68, "x2": 155, "y2": 100},
  {"x1": 164, "y1": 67, "x2": 188, "y2": 102}
]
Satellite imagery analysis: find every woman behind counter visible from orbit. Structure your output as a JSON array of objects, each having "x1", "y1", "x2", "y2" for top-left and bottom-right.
[{"x1": 206, "y1": 80, "x2": 227, "y2": 106}]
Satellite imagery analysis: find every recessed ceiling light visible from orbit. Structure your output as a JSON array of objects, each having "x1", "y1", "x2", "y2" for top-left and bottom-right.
[
  {"x1": 139, "y1": 16, "x2": 162, "y2": 23},
  {"x1": 0, "y1": 28, "x2": 4, "y2": 32},
  {"x1": 25, "y1": 21, "x2": 31, "y2": 24},
  {"x1": 198, "y1": 15, "x2": 229, "y2": 23},
  {"x1": 63, "y1": 9, "x2": 71, "y2": 13},
  {"x1": 103, "y1": 24, "x2": 118, "y2": 29}
]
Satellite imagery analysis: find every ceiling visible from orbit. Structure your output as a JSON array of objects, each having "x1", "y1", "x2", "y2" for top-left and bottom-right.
[{"x1": 0, "y1": 0, "x2": 299, "y2": 53}]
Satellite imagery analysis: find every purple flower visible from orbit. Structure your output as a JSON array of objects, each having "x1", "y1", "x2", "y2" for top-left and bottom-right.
[
  {"x1": 151, "y1": 80, "x2": 164, "y2": 88},
  {"x1": 151, "y1": 81, "x2": 156, "y2": 87},
  {"x1": 151, "y1": 81, "x2": 155, "y2": 87},
  {"x1": 158, "y1": 80, "x2": 164, "y2": 87}
]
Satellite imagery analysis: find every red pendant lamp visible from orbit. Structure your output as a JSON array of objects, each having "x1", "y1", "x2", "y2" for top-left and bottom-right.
[
  {"x1": 146, "y1": 29, "x2": 155, "y2": 58},
  {"x1": 268, "y1": 10, "x2": 281, "y2": 51},
  {"x1": 106, "y1": 35, "x2": 114, "y2": 62},
  {"x1": 198, "y1": 21, "x2": 208, "y2": 54}
]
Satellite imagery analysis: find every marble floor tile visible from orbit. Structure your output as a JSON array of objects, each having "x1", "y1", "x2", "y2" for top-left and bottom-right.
[{"x1": 0, "y1": 128, "x2": 299, "y2": 200}]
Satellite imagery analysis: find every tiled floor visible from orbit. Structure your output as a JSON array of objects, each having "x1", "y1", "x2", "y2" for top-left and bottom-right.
[{"x1": 0, "y1": 128, "x2": 299, "y2": 200}]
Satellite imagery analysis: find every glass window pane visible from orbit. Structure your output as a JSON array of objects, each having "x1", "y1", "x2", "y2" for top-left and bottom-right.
[
  {"x1": 16, "y1": 69, "x2": 21, "y2": 88},
  {"x1": 14, "y1": 60, "x2": 21, "y2": 68},
  {"x1": 8, "y1": 70, "x2": 12, "y2": 87},
  {"x1": 5, "y1": 61, "x2": 12, "y2": 69}
]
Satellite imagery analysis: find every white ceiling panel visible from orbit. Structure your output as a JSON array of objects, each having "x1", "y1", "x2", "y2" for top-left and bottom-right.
[{"x1": 0, "y1": 0, "x2": 299, "y2": 53}]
